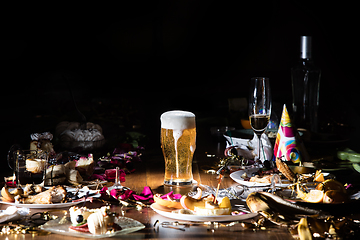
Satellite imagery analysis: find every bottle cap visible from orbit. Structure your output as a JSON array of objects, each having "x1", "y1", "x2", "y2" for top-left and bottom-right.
[{"x1": 300, "y1": 36, "x2": 312, "y2": 59}]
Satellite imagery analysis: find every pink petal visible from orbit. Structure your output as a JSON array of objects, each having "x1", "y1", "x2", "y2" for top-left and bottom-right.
[
  {"x1": 119, "y1": 170, "x2": 126, "y2": 182},
  {"x1": 160, "y1": 191, "x2": 182, "y2": 200},
  {"x1": 141, "y1": 186, "x2": 153, "y2": 197},
  {"x1": 133, "y1": 186, "x2": 154, "y2": 202},
  {"x1": 99, "y1": 186, "x2": 109, "y2": 198},
  {"x1": 104, "y1": 169, "x2": 126, "y2": 182},
  {"x1": 91, "y1": 174, "x2": 106, "y2": 181},
  {"x1": 119, "y1": 189, "x2": 135, "y2": 200},
  {"x1": 133, "y1": 194, "x2": 151, "y2": 201},
  {"x1": 110, "y1": 189, "x2": 121, "y2": 199}
]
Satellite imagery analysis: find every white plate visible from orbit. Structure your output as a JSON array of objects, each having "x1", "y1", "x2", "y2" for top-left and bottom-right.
[
  {"x1": 230, "y1": 168, "x2": 269, "y2": 187},
  {"x1": 0, "y1": 188, "x2": 100, "y2": 209},
  {"x1": 0, "y1": 198, "x2": 99, "y2": 209},
  {"x1": 40, "y1": 216, "x2": 145, "y2": 238},
  {"x1": 151, "y1": 203, "x2": 258, "y2": 222},
  {"x1": 230, "y1": 168, "x2": 290, "y2": 187}
]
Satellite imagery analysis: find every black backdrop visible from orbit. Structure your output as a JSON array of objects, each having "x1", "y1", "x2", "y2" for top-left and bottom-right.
[{"x1": 2, "y1": 1, "x2": 359, "y2": 175}]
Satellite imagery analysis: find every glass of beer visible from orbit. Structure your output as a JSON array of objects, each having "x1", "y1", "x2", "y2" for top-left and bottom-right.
[{"x1": 160, "y1": 110, "x2": 196, "y2": 185}]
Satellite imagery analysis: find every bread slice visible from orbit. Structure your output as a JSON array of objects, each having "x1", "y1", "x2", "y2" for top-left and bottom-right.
[{"x1": 67, "y1": 169, "x2": 83, "y2": 183}]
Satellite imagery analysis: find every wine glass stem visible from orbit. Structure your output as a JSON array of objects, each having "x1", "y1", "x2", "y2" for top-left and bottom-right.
[
  {"x1": 256, "y1": 133, "x2": 262, "y2": 162},
  {"x1": 115, "y1": 166, "x2": 121, "y2": 185}
]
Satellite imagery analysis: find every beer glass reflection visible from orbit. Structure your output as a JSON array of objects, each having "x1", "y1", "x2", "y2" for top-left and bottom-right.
[{"x1": 160, "y1": 111, "x2": 196, "y2": 185}]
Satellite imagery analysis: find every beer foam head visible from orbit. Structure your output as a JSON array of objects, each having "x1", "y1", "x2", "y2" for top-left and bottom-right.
[{"x1": 161, "y1": 110, "x2": 195, "y2": 130}]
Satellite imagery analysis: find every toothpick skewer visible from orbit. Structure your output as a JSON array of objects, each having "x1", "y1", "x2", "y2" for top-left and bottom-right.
[{"x1": 214, "y1": 174, "x2": 223, "y2": 203}]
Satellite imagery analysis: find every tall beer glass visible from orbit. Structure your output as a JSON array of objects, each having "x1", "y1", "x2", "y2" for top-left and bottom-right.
[{"x1": 161, "y1": 110, "x2": 196, "y2": 185}]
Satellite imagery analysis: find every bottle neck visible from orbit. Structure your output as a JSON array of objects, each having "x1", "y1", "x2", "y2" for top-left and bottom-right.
[
  {"x1": 299, "y1": 57, "x2": 313, "y2": 65},
  {"x1": 300, "y1": 52, "x2": 312, "y2": 59},
  {"x1": 300, "y1": 36, "x2": 312, "y2": 59}
]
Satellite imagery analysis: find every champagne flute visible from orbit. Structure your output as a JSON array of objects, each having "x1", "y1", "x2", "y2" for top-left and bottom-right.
[{"x1": 248, "y1": 77, "x2": 272, "y2": 165}]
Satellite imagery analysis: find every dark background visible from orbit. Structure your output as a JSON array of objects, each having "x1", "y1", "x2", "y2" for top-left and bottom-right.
[{"x1": 2, "y1": 1, "x2": 359, "y2": 175}]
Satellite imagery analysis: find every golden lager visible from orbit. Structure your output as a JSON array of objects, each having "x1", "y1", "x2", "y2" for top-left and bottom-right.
[{"x1": 160, "y1": 111, "x2": 196, "y2": 185}]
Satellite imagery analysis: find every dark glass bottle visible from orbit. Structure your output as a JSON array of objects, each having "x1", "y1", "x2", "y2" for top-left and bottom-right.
[{"x1": 291, "y1": 36, "x2": 321, "y2": 133}]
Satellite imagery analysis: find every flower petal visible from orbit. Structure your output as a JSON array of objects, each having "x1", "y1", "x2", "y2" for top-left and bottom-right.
[{"x1": 160, "y1": 191, "x2": 182, "y2": 200}]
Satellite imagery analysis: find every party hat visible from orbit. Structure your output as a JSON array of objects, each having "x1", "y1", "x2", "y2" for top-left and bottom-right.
[{"x1": 273, "y1": 104, "x2": 301, "y2": 163}]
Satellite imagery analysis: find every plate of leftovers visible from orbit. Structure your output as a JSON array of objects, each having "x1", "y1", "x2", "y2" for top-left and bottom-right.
[
  {"x1": 0, "y1": 184, "x2": 100, "y2": 209},
  {"x1": 151, "y1": 189, "x2": 258, "y2": 222},
  {"x1": 151, "y1": 203, "x2": 258, "y2": 222},
  {"x1": 230, "y1": 168, "x2": 291, "y2": 187},
  {"x1": 40, "y1": 206, "x2": 145, "y2": 238}
]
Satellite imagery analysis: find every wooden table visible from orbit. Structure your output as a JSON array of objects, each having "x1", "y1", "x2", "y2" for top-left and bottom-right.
[{"x1": 0, "y1": 135, "x2": 298, "y2": 240}]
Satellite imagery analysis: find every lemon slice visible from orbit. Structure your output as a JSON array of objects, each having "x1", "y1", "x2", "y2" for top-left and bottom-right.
[
  {"x1": 303, "y1": 190, "x2": 324, "y2": 203},
  {"x1": 219, "y1": 197, "x2": 231, "y2": 214},
  {"x1": 313, "y1": 170, "x2": 324, "y2": 182},
  {"x1": 219, "y1": 197, "x2": 231, "y2": 209}
]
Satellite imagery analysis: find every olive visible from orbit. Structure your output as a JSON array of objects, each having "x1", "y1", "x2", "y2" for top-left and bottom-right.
[
  {"x1": 229, "y1": 147, "x2": 238, "y2": 156},
  {"x1": 66, "y1": 192, "x2": 79, "y2": 200},
  {"x1": 263, "y1": 160, "x2": 271, "y2": 169},
  {"x1": 76, "y1": 215, "x2": 84, "y2": 223}
]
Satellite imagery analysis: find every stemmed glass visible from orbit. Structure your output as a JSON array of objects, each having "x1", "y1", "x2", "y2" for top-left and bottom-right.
[
  {"x1": 108, "y1": 167, "x2": 123, "y2": 190},
  {"x1": 248, "y1": 77, "x2": 272, "y2": 165}
]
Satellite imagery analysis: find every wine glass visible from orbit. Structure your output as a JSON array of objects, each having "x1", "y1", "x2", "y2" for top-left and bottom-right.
[
  {"x1": 108, "y1": 167, "x2": 123, "y2": 190},
  {"x1": 248, "y1": 77, "x2": 272, "y2": 165}
]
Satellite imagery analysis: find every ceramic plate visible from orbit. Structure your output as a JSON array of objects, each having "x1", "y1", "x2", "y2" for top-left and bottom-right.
[
  {"x1": 151, "y1": 203, "x2": 258, "y2": 222},
  {"x1": 230, "y1": 168, "x2": 292, "y2": 187},
  {"x1": 230, "y1": 169, "x2": 270, "y2": 187},
  {"x1": 0, "y1": 188, "x2": 100, "y2": 209},
  {"x1": 40, "y1": 216, "x2": 145, "y2": 238}
]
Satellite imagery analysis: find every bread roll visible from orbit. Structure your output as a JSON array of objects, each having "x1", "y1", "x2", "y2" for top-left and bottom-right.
[
  {"x1": 64, "y1": 160, "x2": 76, "y2": 171},
  {"x1": 67, "y1": 169, "x2": 83, "y2": 183},
  {"x1": 26, "y1": 159, "x2": 46, "y2": 174},
  {"x1": 45, "y1": 164, "x2": 65, "y2": 178}
]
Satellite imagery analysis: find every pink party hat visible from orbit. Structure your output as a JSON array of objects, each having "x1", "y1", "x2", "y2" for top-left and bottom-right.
[{"x1": 273, "y1": 104, "x2": 301, "y2": 163}]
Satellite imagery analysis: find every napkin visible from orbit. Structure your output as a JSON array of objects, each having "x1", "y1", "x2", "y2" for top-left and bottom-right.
[
  {"x1": 0, "y1": 206, "x2": 29, "y2": 223},
  {"x1": 224, "y1": 132, "x2": 273, "y2": 162},
  {"x1": 273, "y1": 105, "x2": 301, "y2": 163}
]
